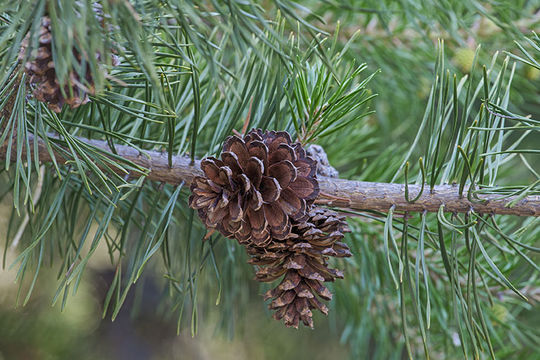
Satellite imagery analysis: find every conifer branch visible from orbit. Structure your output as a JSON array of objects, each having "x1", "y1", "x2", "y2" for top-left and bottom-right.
[{"x1": 1, "y1": 133, "x2": 538, "y2": 217}]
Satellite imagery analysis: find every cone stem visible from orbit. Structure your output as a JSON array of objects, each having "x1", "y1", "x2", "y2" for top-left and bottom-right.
[{"x1": 1, "y1": 133, "x2": 538, "y2": 217}]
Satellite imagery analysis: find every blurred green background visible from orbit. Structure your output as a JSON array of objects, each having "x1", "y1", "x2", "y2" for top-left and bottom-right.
[
  {"x1": 1, "y1": 1, "x2": 539, "y2": 359},
  {"x1": 0, "y1": 201, "x2": 349, "y2": 359}
]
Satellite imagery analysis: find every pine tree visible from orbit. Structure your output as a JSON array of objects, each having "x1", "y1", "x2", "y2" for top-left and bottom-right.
[{"x1": 0, "y1": 1, "x2": 538, "y2": 358}]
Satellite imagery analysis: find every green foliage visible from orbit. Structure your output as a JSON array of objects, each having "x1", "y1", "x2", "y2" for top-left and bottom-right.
[{"x1": 0, "y1": 1, "x2": 538, "y2": 359}]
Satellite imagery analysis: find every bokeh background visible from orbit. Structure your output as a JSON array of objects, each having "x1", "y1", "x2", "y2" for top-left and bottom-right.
[{"x1": 1, "y1": 1, "x2": 539, "y2": 359}]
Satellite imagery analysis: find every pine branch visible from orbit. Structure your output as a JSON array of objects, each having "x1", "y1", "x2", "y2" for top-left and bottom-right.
[
  {"x1": 1, "y1": 133, "x2": 538, "y2": 217},
  {"x1": 316, "y1": 177, "x2": 539, "y2": 216}
]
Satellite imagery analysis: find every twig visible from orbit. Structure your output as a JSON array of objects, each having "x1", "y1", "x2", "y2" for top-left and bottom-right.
[{"x1": 0, "y1": 133, "x2": 538, "y2": 217}]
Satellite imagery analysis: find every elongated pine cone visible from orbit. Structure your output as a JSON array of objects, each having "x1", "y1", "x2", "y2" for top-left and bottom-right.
[
  {"x1": 189, "y1": 129, "x2": 319, "y2": 246},
  {"x1": 248, "y1": 207, "x2": 351, "y2": 328},
  {"x1": 18, "y1": 15, "x2": 119, "y2": 113}
]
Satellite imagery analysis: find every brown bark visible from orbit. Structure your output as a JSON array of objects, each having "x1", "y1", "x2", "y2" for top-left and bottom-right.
[
  {"x1": 316, "y1": 178, "x2": 539, "y2": 217},
  {"x1": 1, "y1": 133, "x2": 538, "y2": 217}
]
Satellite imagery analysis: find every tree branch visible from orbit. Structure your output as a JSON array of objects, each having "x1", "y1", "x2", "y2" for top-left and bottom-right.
[
  {"x1": 1, "y1": 133, "x2": 538, "y2": 217},
  {"x1": 315, "y1": 178, "x2": 538, "y2": 217}
]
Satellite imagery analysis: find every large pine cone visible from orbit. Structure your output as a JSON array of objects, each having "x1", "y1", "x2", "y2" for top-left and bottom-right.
[
  {"x1": 248, "y1": 207, "x2": 351, "y2": 328},
  {"x1": 189, "y1": 129, "x2": 319, "y2": 246},
  {"x1": 18, "y1": 15, "x2": 118, "y2": 113}
]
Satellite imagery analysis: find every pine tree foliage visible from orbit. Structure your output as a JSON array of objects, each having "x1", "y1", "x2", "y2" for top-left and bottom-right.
[{"x1": 0, "y1": 1, "x2": 538, "y2": 358}]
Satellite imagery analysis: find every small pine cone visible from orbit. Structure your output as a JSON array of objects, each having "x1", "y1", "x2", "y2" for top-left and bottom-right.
[
  {"x1": 18, "y1": 17, "x2": 66, "y2": 112},
  {"x1": 18, "y1": 15, "x2": 118, "y2": 113},
  {"x1": 249, "y1": 207, "x2": 351, "y2": 329},
  {"x1": 189, "y1": 129, "x2": 319, "y2": 246}
]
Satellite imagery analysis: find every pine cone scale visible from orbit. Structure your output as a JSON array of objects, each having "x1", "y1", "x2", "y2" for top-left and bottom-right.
[
  {"x1": 288, "y1": 177, "x2": 319, "y2": 201},
  {"x1": 245, "y1": 157, "x2": 264, "y2": 187},
  {"x1": 277, "y1": 189, "x2": 306, "y2": 220},
  {"x1": 246, "y1": 188, "x2": 262, "y2": 210},
  {"x1": 19, "y1": 14, "x2": 117, "y2": 113},
  {"x1": 293, "y1": 158, "x2": 317, "y2": 178},
  {"x1": 270, "y1": 290, "x2": 296, "y2": 308},
  {"x1": 200, "y1": 159, "x2": 222, "y2": 183},
  {"x1": 260, "y1": 176, "x2": 281, "y2": 202},
  {"x1": 228, "y1": 199, "x2": 243, "y2": 221},
  {"x1": 223, "y1": 136, "x2": 250, "y2": 165},
  {"x1": 269, "y1": 143, "x2": 296, "y2": 164},
  {"x1": 221, "y1": 152, "x2": 243, "y2": 174},
  {"x1": 278, "y1": 271, "x2": 301, "y2": 291},
  {"x1": 268, "y1": 160, "x2": 297, "y2": 188},
  {"x1": 258, "y1": 207, "x2": 351, "y2": 328},
  {"x1": 247, "y1": 141, "x2": 268, "y2": 166}
]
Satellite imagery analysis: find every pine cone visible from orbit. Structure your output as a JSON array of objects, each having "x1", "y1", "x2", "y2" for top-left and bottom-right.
[
  {"x1": 18, "y1": 15, "x2": 119, "y2": 113},
  {"x1": 189, "y1": 129, "x2": 319, "y2": 246},
  {"x1": 248, "y1": 207, "x2": 351, "y2": 328}
]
